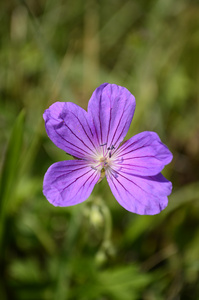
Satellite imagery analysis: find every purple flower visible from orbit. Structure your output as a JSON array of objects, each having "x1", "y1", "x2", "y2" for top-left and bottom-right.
[{"x1": 43, "y1": 83, "x2": 173, "y2": 215}]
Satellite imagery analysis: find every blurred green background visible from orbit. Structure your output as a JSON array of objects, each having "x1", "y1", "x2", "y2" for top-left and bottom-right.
[{"x1": 1, "y1": 0, "x2": 199, "y2": 299}]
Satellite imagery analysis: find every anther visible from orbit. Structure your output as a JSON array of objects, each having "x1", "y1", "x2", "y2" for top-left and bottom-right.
[{"x1": 107, "y1": 145, "x2": 115, "y2": 150}]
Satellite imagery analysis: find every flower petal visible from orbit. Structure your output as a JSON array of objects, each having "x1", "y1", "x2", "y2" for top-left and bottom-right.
[
  {"x1": 114, "y1": 131, "x2": 173, "y2": 176},
  {"x1": 43, "y1": 160, "x2": 100, "y2": 207},
  {"x1": 87, "y1": 83, "x2": 136, "y2": 149},
  {"x1": 106, "y1": 169, "x2": 172, "y2": 215},
  {"x1": 43, "y1": 102, "x2": 98, "y2": 159}
]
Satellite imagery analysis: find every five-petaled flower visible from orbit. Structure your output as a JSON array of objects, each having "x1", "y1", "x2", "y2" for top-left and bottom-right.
[{"x1": 43, "y1": 83, "x2": 173, "y2": 215}]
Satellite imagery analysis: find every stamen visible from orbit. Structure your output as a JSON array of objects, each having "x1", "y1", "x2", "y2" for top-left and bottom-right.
[
  {"x1": 107, "y1": 145, "x2": 115, "y2": 150},
  {"x1": 91, "y1": 166, "x2": 98, "y2": 170},
  {"x1": 107, "y1": 144, "x2": 115, "y2": 158}
]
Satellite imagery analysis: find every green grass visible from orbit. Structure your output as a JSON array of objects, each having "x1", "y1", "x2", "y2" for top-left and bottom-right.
[{"x1": 0, "y1": 0, "x2": 199, "y2": 299}]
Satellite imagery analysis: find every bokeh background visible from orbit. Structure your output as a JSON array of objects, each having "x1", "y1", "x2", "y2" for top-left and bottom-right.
[{"x1": 1, "y1": 0, "x2": 199, "y2": 299}]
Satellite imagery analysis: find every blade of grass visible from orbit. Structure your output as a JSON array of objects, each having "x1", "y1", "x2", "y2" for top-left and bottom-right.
[{"x1": 0, "y1": 110, "x2": 25, "y2": 252}]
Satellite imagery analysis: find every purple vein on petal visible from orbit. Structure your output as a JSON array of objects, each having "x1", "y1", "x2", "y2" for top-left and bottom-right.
[
  {"x1": 66, "y1": 171, "x2": 99, "y2": 205},
  {"x1": 110, "y1": 168, "x2": 166, "y2": 199},
  {"x1": 69, "y1": 111, "x2": 98, "y2": 153},
  {"x1": 84, "y1": 116, "x2": 94, "y2": 137},
  {"x1": 54, "y1": 128, "x2": 91, "y2": 156},
  {"x1": 108, "y1": 171, "x2": 142, "y2": 213},
  {"x1": 116, "y1": 139, "x2": 150, "y2": 157},
  {"x1": 51, "y1": 165, "x2": 89, "y2": 185},
  {"x1": 117, "y1": 146, "x2": 153, "y2": 157},
  {"x1": 109, "y1": 168, "x2": 165, "y2": 213},
  {"x1": 61, "y1": 168, "x2": 97, "y2": 193},
  {"x1": 60, "y1": 117, "x2": 97, "y2": 155},
  {"x1": 90, "y1": 111, "x2": 100, "y2": 146},
  {"x1": 115, "y1": 163, "x2": 149, "y2": 170},
  {"x1": 98, "y1": 94, "x2": 104, "y2": 145},
  {"x1": 108, "y1": 106, "x2": 125, "y2": 148},
  {"x1": 46, "y1": 112, "x2": 92, "y2": 157},
  {"x1": 120, "y1": 155, "x2": 162, "y2": 161},
  {"x1": 105, "y1": 101, "x2": 112, "y2": 147},
  {"x1": 111, "y1": 118, "x2": 129, "y2": 151}
]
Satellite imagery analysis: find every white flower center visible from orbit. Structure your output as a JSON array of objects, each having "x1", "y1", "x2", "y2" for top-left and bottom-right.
[
  {"x1": 89, "y1": 144, "x2": 116, "y2": 178},
  {"x1": 92, "y1": 153, "x2": 113, "y2": 172}
]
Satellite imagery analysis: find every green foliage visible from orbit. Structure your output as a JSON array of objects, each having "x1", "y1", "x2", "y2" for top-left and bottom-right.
[
  {"x1": 0, "y1": 110, "x2": 25, "y2": 249},
  {"x1": 1, "y1": 0, "x2": 199, "y2": 299}
]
